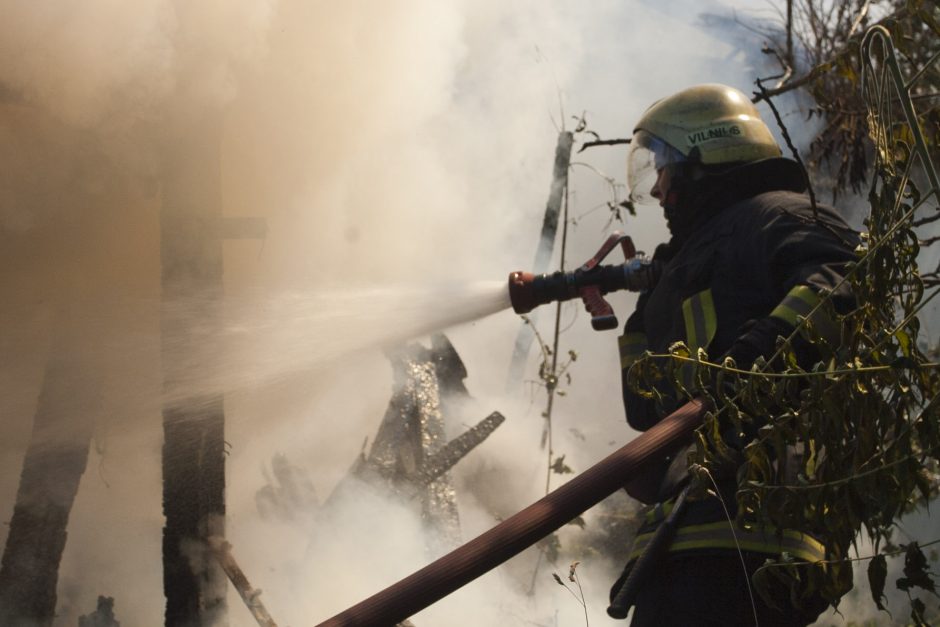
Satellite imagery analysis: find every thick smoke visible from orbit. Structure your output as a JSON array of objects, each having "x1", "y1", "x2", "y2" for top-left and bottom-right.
[{"x1": 0, "y1": 1, "x2": 889, "y2": 625}]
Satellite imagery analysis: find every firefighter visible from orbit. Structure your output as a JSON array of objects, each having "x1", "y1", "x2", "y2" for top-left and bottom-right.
[{"x1": 611, "y1": 84, "x2": 859, "y2": 626}]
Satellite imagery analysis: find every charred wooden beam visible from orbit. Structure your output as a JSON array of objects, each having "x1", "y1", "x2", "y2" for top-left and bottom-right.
[
  {"x1": 160, "y1": 98, "x2": 227, "y2": 626},
  {"x1": 326, "y1": 334, "x2": 502, "y2": 553},
  {"x1": 208, "y1": 538, "x2": 278, "y2": 627},
  {"x1": 415, "y1": 412, "x2": 505, "y2": 487},
  {"x1": 0, "y1": 329, "x2": 99, "y2": 627}
]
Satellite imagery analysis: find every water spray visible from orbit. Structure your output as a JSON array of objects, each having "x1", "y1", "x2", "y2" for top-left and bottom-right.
[{"x1": 507, "y1": 231, "x2": 661, "y2": 330}]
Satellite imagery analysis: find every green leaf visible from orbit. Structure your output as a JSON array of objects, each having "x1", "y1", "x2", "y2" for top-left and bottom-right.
[
  {"x1": 914, "y1": 469, "x2": 933, "y2": 504},
  {"x1": 668, "y1": 341, "x2": 691, "y2": 359},
  {"x1": 896, "y1": 329, "x2": 912, "y2": 357},
  {"x1": 902, "y1": 543, "x2": 936, "y2": 594},
  {"x1": 804, "y1": 438, "x2": 818, "y2": 480},
  {"x1": 752, "y1": 559, "x2": 785, "y2": 611},
  {"x1": 868, "y1": 553, "x2": 888, "y2": 611},
  {"x1": 551, "y1": 455, "x2": 574, "y2": 475}
]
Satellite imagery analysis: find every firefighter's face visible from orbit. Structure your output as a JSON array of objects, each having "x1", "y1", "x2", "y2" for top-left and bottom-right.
[{"x1": 650, "y1": 167, "x2": 672, "y2": 207}]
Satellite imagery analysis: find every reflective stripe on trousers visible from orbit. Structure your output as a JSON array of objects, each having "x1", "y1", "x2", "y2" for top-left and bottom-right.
[{"x1": 627, "y1": 519, "x2": 826, "y2": 564}]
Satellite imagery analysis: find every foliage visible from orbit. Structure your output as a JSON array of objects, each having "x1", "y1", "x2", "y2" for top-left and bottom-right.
[
  {"x1": 521, "y1": 315, "x2": 579, "y2": 486},
  {"x1": 751, "y1": 0, "x2": 939, "y2": 203},
  {"x1": 626, "y1": 16, "x2": 940, "y2": 620}
]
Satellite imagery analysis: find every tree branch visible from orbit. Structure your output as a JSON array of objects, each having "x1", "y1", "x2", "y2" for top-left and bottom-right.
[
  {"x1": 751, "y1": 3, "x2": 912, "y2": 105},
  {"x1": 752, "y1": 59, "x2": 834, "y2": 103},
  {"x1": 754, "y1": 78, "x2": 818, "y2": 217},
  {"x1": 578, "y1": 138, "x2": 631, "y2": 153}
]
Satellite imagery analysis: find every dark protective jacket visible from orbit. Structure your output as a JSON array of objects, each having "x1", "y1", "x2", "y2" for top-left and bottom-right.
[{"x1": 617, "y1": 158, "x2": 859, "y2": 564}]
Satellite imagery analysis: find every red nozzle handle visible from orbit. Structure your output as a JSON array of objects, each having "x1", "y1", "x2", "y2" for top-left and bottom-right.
[
  {"x1": 580, "y1": 231, "x2": 636, "y2": 272},
  {"x1": 579, "y1": 285, "x2": 618, "y2": 330},
  {"x1": 576, "y1": 231, "x2": 636, "y2": 331}
]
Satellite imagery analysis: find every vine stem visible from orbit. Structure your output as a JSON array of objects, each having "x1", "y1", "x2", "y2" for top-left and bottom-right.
[
  {"x1": 573, "y1": 571, "x2": 589, "y2": 627},
  {"x1": 754, "y1": 537, "x2": 940, "y2": 572},
  {"x1": 545, "y1": 156, "x2": 571, "y2": 494},
  {"x1": 633, "y1": 352, "x2": 940, "y2": 378},
  {"x1": 742, "y1": 443, "x2": 940, "y2": 492},
  {"x1": 529, "y1": 140, "x2": 573, "y2": 597},
  {"x1": 755, "y1": 78, "x2": 818, "y2": 219}
]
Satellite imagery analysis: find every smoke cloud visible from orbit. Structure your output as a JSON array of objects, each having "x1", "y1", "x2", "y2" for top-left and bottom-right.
[{"x1": 1, "y1": 1, "x2": 896, "y2": 625}]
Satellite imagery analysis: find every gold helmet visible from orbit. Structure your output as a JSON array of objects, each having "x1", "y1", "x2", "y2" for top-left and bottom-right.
[{"x1": 627, "y1": 84, "x2": 781, "y2": 204}]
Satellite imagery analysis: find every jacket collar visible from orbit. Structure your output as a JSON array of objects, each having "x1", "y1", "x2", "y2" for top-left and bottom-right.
[{"x1": 666, "y1": 158, "x2": 806, "y2": 245}]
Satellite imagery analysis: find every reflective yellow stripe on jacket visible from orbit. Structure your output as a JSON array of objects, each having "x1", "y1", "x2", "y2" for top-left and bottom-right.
[
  {"x1": 682, "y1": 289, "x2": 717, "y2": 352},
  {"x1": 770, "y1": 284, "x2": 840, "y2": 344},
  {"x1": 628, "y1": 520, "x2": 826, "y2": 564},
  {"x1": 618, "y1": 332, "x2": 649, "y2": 371},
  {"x1": 679, "y1": 289, "x2": 717, "y2": 388}
]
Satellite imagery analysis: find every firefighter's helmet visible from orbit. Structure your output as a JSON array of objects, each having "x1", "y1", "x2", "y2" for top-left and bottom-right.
[{"x1": 627, "y1": 84, "x2": 781, "y2": 204}]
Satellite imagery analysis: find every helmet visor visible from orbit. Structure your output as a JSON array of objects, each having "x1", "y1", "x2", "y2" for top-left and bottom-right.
[{"x1": 626, "y1": 130, "x2": 687, "y2": 205}]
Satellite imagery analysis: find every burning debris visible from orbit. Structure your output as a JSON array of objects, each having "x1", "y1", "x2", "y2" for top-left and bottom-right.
[
  {"x1": 336, "y1": 334, "x2": 503, "y2": 551},
  {"x1": 269, "y1": 333, "x2": 502, "y2": 555},
  {"x1": 239, "y1": 333, "x2": 505, "y2": 625},
  {"x1": 78, "y1": 596, "x2": 120, "y2": 627}
]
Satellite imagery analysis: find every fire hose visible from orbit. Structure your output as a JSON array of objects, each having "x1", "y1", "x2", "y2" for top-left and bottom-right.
[
  {"x1": 315, "y1": 399, "x2": 708, "y2": 626},
  {"x1": 507, "y1": 231, "x2": 660, "y2": 330}
]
